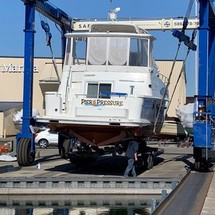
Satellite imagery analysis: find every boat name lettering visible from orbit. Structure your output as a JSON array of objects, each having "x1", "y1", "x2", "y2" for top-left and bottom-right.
[
  {"x1": 1, "y1": 64, "x2": 39, "y2": 73},
  {"x1": 81, "y1": 99, "x2": 123, "y2": 106}
]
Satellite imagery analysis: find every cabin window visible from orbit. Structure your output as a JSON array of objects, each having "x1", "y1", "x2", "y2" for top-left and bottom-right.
[
  {"x1": 87, "y1": 83, "x2": 98, "y2": 98},
  {"x1": 73, "y1": 37, "x2": 87, "y2": 65},
  {"x1": 87, "y1": 83, "x2": 111, "y2": 99},
  {"x1": 108, "y1": 37, "x2": 128, "y2": 66},
  {"x1": 88, "y1": 37, "x2": 128, "y2": 66},
  {"x1": 64, "y1": 38, "x2": 72, "y2": 65},
  {"x1": 88, "y1": 37, "x2": 107, "y2": 65},
  {"x1": 129, "y1": 38, "x2": 148, "y2": 67},
  {"x1": 149, "y1": 40, "x2": 153, "y2": 67}
]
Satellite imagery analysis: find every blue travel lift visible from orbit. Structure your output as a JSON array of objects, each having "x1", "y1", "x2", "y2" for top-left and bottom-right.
[
  {"x1": 193, "y1": 0, "x2": 215, "y2": 170},
  {"x1": 174, "y1": 0, "x2": 215, "y2": 170},
  {"x1": 16, "y1": 0, "x2": 215, "y2": 171},
  {"x1": 16, "y1": 0, "x2": 72, "y2": 166},
  {"x1": 173, "y1": 0, "x2": 215, "y2": 171}
]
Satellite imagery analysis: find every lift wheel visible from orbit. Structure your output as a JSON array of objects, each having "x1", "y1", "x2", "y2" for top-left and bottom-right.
[{"x1": 17, "y1": 138, "x2": 35, "y2": 166}]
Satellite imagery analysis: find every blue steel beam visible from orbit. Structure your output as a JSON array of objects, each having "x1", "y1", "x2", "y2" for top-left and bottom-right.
[
  {"x1": 208, "y1": 2, "x2": 215, "y2": 97},
  {"x1": 194, "y1": 0, "x2": 215, "y2": 158},
  {"x1": 17, "y1": 0, "x2": 72, "y2": 155},
  {"x1": 198, "y1": 0, "x2": 210, "y2": 98},
  {"x1": 21, "y1": 0, "x2": 72, "y2": 31},
  {"x1": 17, "y1": 1, "x2": 36, "y2": 151},
  {"x1": 198, "y1": 1, "x2": 215, "y2": 97},
  {"x1": 21, "y1": 0, "x2": 72, "y2": 58}
]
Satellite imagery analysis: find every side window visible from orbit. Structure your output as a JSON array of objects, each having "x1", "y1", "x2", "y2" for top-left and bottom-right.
[
  {"x1": 99, "y1": 83, "x2": 111, "y2": 98},
  {"x1": 88, "y1": 37, "x2": 107, "y2": 65},
  {"x1": 108, "y1": 37, "x2": 128, "y2": 66},
  {"x1": 129, "y1": 38, "x2": 148, "y2": 67},
  {"x1": 149, "y1": 40, "x2": 153, "y2": 68},
  {"x1": 87, "y1": 83, "x2": 111, "y2": 99},
  {"x1": 87, "y1": 83, "x2": 98, "y2": 98},
  {"x1": 74, "y1": 37, "x2": 87, "y2": 65},
  {"x1": 64, "y1": 38, "x2": 72, "y2": 65}
]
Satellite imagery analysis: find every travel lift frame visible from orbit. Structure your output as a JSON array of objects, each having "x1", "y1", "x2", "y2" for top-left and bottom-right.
[
  {"x1": 192, "y1": 0, "x2": 215, "y2": 171},
  {"x1": 16, "y1": 0, "x2": 209, "y2": 170},
  {"x1": 16, "y1": 0, "x2": 72, "y2": 166}
]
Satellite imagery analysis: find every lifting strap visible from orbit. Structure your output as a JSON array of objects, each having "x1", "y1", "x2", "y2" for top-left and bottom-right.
[
  {"x1": 40, "y1": 19, "x2": 61, "y2": 83},
  {"x1": 166, "y1": 29, "x2": 197, "y2": 113},
  {"x1": 153, "y1": 0, "x2": 196, "y2": 134},
  {"x1": 153, "y1": 42, "x2": 182, "y2": 134}
]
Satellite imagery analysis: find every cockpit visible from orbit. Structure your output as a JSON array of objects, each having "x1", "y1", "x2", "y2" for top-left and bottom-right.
[{"x1": 64, "y1": 31, "x2": 154, "y2": 68}]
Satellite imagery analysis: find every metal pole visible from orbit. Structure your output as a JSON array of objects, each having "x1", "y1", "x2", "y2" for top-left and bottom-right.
[
  {"x1": 17, "y1": 2, "x2": 35, "y2": 150},
  {"x1": 195, "y1": 0, "x2": 198, "y2": 96}
]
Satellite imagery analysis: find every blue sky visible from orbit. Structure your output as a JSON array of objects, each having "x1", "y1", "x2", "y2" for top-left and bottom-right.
[{"x1": 0, "y1": 0, "x2": 197, "y2": 96}]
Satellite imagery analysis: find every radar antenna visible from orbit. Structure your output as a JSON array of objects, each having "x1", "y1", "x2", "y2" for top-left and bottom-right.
[
  {"x1": 108, "y1": 7, "x2": 120, "y2": 21},
  {"x1": 108, "y1": 0, "x2": 120, "y2": 21}
]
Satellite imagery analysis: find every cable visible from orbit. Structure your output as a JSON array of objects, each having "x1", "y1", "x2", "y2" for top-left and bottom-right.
[
  {"x1": 166, "y1": 50, "x2": 189, "y2": 113},
  {"x1": 153, "y1": 0, "x2": 196, "y2": 134},
  {"x1": 39, "y1": 13, "x2": 61, "y2": 83},
  {"x1": 186, "y1": 0, "x2": 195, "y2": 19},
  {"x1": 153, "y1": 41, "x2": 182, "y2": 134},
  {"x1": 166, "y1": 29, "x2": 197, "y2": 113}
]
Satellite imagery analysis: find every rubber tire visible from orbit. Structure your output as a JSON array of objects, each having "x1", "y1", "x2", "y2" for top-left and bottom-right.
[
  {"x1": 147, "y1": 154, "x2": 154, "y2": 170},
  {"x1": 194, "y1": 147, "x2": 203, "y2": 171},
  {"x1": 17, "y1": 138, "x2": 35, "y2": 166},
  {"x1": 38, "y1": 139, "x2": 48, "y2": 149},
  {"x1": 195, "y1": 161, "x2": 201, "y2": 171}
]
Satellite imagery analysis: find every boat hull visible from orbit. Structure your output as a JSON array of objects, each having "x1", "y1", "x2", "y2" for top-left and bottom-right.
[{"x1": 46, "y1": 122, "x2": 161, "y2": 146}]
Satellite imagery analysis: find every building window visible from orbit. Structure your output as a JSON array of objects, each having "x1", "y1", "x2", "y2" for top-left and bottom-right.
[{"x1": 87, "y1": 83, "x2": 111, "y2": 99}]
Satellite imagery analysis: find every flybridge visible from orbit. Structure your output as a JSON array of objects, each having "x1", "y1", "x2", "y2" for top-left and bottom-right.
[{"x1": 72, "y1": 17, "x2": 199, "y2": 31}]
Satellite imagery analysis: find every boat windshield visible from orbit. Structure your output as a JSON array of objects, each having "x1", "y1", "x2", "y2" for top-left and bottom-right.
[
  {"x1": 65, "y1": 36, "x2": 151, "y2": 67},
  {"x1": 129, "y1": 38, "x2": 148, "y2": 67},
  {"x1": 88, "y1": 37, "x2": 128, "y2": 66}
]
